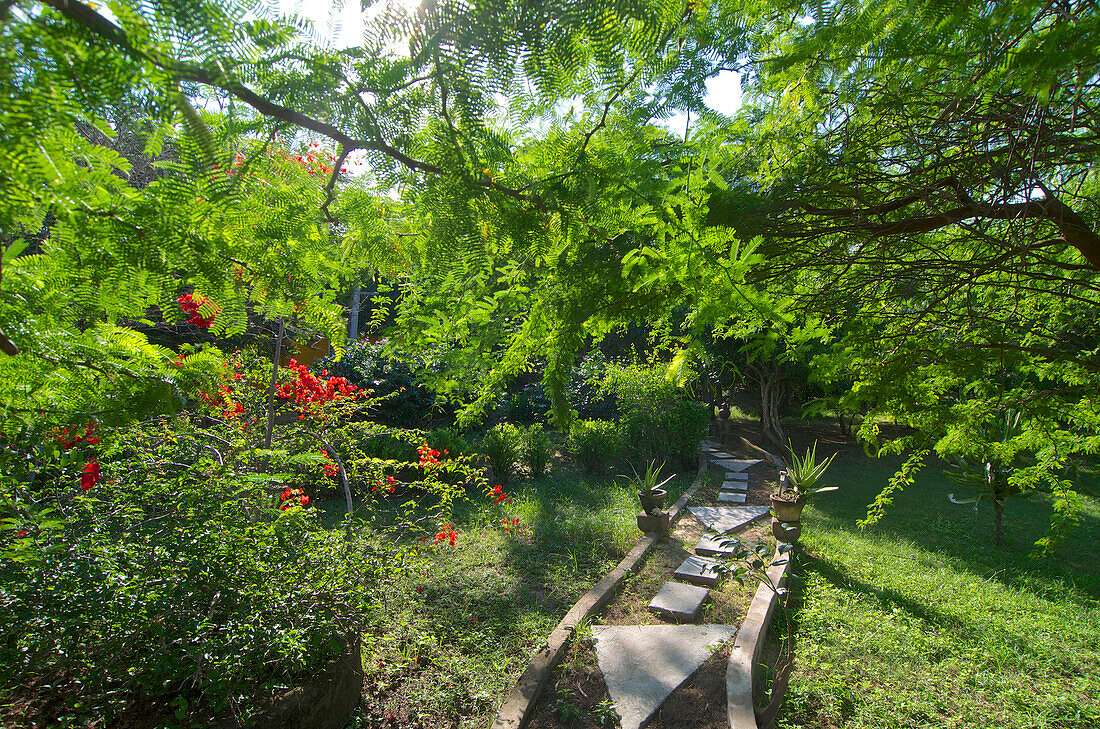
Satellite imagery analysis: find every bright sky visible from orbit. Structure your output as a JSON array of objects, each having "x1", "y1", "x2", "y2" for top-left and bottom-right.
[{"x1": 283, "y1": 0, "x2": 743, "y2": 134}]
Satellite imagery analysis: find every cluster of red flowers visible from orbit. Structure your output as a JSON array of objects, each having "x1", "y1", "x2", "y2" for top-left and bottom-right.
[
  {"x1": 275, "y1": 360, "x2": 358, "y2": 418},
  {"x1": 279, "y1": 487, "x2": 310, "y2": 510},
  {"x1": 55, "y1": 422, "x2": 99, "y2": 449},
  {"x1": 502, "y1": 517, "x2": 520, "y2": 533},
  {"x1": 177, "y1": 293, "x2": 219, "y2": 328},
  {"x1": 291, "y1": 143, "x2": 348, "y2": 176},
  {"x1": 434, "y1": 524, "x2": 458, "y2": 546},
  {"x1": 370, "y1": 475, "x2": 397, "y2": 493},
  {"x1": 491, "y1": 484, "x2": 510, "y2": 505},
  {"x1": 320, "y1": 451, "x2": 339, "y2": 478},
  {"x1": 418, "y1": 443, "x2": 444, "y2": 468},
  {"x1": 81, "y1": 459, "x2": 101, "y2": 491}
]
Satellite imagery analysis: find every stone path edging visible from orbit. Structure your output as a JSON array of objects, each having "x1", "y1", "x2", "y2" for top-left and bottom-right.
[
  {"x1": 489, "y1": 453, "x2": 708, "y2": 729},
  {"x1": 726, "y1": 548, "x2": 792, "y2": 729}
]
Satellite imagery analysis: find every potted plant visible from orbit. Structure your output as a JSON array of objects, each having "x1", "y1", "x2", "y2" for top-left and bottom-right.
[
  {"x1": 630, "y1": 460, "x2": 676, "y2": 515},
  {"x1": 771, "y1": 441, "x2": 838, "y2": 522}
]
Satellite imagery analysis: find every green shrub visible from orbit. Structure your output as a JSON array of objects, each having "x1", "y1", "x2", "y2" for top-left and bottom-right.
[
  {"x1": 429, "y1": 427, "x2": 474, "y2": 457},
  {"x1": 482, "y1": 423, "x2": 522, "y2": 482},
  {"x1": 622, "y1": 399, "x2": 710, "y2": 471},
  {"x1": 521, "y1": 423, "x2": 553, "y2": 478},
  {"x1": 358, "y1": 430, "x2": 420, "y2": 462},
  {"x1": 599, "y1": 363, "x2": 681, "y2": 416},
  {"x1": 568, "y1": 419, "x2": 624, "y2": 474}
]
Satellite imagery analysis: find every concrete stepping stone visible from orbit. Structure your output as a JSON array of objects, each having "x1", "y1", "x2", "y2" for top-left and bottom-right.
[
  {"x1": 721, "y1": 480, "x2": 748, "y2": 492},
  {"x1": 694, "y1": 534, "x2": 742, "y2": 558},
  {"x1": 718, "y1": 491, "x2": 747, "y2": 504},
  {"x1": 674, "y1": 554, "x2": 724, "y2": 587},
  {"x1": 648, "y1": 582, "x2": 710, "y2": 622},
  {"x1": 702, "y1": 440, "x2": 721, "y2": 449},
  {"x1": 709, "y1": 451, "x2": 735, "y2": 460},
  {"x1": 722, "y1": 471, "x2": 749, "y2": 481},
  {"x1": 713, "y1": 458, "x2": 762, "y2": 472},
  {"x1": 591, "y1": 624, "x2": 737, "y2": 729},
  {"x1": 687, "y1": 505, "x2": 771, "y2": 533}
]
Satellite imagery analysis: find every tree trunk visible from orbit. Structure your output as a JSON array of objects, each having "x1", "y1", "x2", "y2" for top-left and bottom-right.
[
  {"x1": 750, "y1": 362, "x2": 787, "y2": 448},
  {"x1": 347, "y1": 284, "x2": 360, "y2": 343}
]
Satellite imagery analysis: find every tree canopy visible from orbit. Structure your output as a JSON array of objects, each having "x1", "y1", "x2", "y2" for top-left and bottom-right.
[{"x1": 3, "y1": 0, "x2": 1099, "y2": 541}]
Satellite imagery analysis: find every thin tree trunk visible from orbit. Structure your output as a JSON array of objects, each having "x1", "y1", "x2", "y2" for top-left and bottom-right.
[
  {"x1": 347, "y1": 284, "x2": 360, "y2": 343},
  {"x1": 993, "y1": 498, "x2": 1005, "y2": 545}
]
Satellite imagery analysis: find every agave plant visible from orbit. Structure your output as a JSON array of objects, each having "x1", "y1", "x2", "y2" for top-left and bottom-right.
[
  {"x1": 776, "y1": 441, "x2": 838, "y2": 501},
  {"x1": 626, "y1": 459, "x2": 675, "y2": 495}
]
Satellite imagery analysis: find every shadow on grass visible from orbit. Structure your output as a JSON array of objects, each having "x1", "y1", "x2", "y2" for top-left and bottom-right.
[{"x1": 803, "y1": 451, "x2": 1100, "y2": 603}]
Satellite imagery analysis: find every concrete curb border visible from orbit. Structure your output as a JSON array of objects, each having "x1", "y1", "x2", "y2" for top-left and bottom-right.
[
  {"x1": 726, "y1": 548, "x2": 792, "y2": 729},
  {"x1": 489, "y1": 453, "x2": 709, "y2": 729}
]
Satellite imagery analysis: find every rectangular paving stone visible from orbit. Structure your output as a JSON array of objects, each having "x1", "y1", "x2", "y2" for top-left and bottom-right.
[
  {"x1": 722, "y1": 471, "x2": 749, "y2": 481},
  {"x1": 709, "y1": 451, "x2": 735, "y2": 460},
  {"x1": 718, "y1": 492, "x2": 747, "y2": 503},
  {"x1": 713, "y1": 458, "x2": 762, "y2": 472},
  {"x1": 648, "y1": 581, "x2": 710, "y2": 622},
  {"x1": 721, "y1": 480, "x2": 748, "y2": 492},
  {"x1": 694, "y1": 534, "x2": 743, "y2": 558},
  {"x1": 674, "y1": 555, "x2": 724, "y2": 587}
]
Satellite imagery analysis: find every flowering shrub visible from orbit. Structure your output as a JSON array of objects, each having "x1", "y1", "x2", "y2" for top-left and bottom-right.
[
  {"x1": 276, "y1": 358, "x2": 360, "y2": 419},
  {"x1": 176, "y1": 292, "x2": 220, "y2": 328}
]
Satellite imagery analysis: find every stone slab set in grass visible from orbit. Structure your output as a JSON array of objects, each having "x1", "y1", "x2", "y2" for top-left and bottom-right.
[
  {"x1": 693, "y1": 534, "x2": 744, "y2": 558},
  {"x1": 647, "y1": 582, "x2": 710, "y2": 623},
  {"x1": 718, "y1": 492, "x2": 747, "y2": 504},
  {"x1": 721, "y1": 481, "x2": 748, "y2": 492},
  {"x1": 687, "y1": 505, "x2": 771, "y2": 534},
  {"x1": 592, "y1": 624, "x2": 737, "y2": 729},
  {"x1": 673, "y1": 554, "x2": 725, "y2": 587},
  {"x1": 713, "y1": 459, "x2": 763, "y2": 472},
  {"x1": 723, "y1": 472, "x2": 749, "y2": 481}
]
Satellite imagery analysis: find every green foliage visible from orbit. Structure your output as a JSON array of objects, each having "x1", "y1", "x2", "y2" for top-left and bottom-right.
[
  {"x1": 0, "y1": 419, "x2": 381, "y2": 724},
  {"x1": 323, "y1": 340, "x2": 438, "y2": 427},
  {"x1": 520, "y1": 423, "x2": 553, "y2": 478},
  {"x1": 429, "y1": 427, "x2": 475, "y2": 457},
  {"x1": 481, "y1": 423, "x2": 522, "y2": 483},
  {"x1": 567, "y1": 419, "x2": 624, "y2": 474},
  {"x1": 780, "y1": 441, "x2": 838, "y2": 499}
]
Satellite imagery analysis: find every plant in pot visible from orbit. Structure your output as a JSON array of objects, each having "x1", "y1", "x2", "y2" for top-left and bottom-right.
[
  {"x1": 630, "y1": 460, "x2": 676, "y2": 514},
  {"x1": 772, "y1": 441, "x2": 838, "y2": 522}
]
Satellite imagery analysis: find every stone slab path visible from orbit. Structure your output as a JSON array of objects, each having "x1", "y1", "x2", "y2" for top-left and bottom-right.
[
  {"x1": 592, "y1": 624, "x2": 737, "y2": 729},
  {"x1": 722, "y1": 471, "x2": 749, "y2": 481},
  {"x1": 720, "y1": 480, "x2": 748, "y2": 492},
  {"x1": 647, "y1": 582, "x2": 710, "y2": 622},
  {"x1": 693, "y1": 533, "x2": 742, "y2": 558},
  {"x1": 674, "y1": 554, "x2": 724, "y2": 587},
  {"x1": 712, "y1": 458, "x2": 762, "y2": 472},
  {"x1": 687, "y1": 505, "x2": 771, "y2": 533},
  {"x1": 717, "y1": 491, "x2": 747, "y2": 503}
]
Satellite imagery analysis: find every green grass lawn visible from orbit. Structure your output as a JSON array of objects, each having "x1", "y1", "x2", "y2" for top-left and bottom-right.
[
  {"x1": 324, "y1": 469, "x2": 693, "y2": 729},
  {"x1": 778, "y1": 450, "x2": 1100, "y2": 729}
]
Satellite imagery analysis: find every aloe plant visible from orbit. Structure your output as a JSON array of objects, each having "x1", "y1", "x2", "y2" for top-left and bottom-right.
[
  {"x1": 778, "y1": 441, "x2": 838, "y2": 500},
  {"x1": 626, "y1": 460, "x2": 675, "y2": 495}
]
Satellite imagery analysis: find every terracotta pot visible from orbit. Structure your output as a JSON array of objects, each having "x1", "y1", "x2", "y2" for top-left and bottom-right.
[
  {"x1": 770, "y1": 493, "x2": 806, "y2": 523},
  {"x1": 639, "y1": 488, "x2": 668, "y2": 515}
]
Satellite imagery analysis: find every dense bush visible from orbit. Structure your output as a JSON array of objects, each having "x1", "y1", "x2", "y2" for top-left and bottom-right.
[
  {"x1": 567, "y1": 351, "x2": 617, "y2": 420},
  {"x1": 321, "y1": 340, "x2": 437, "y2": 426},
  {"x1": 481, "y1": 423, "x2": 522, "y2": 482},
  {"x1": 622, "y1": 399, "x2": 710, "y2": 471},
  {"x1": 567, "y1": 419, "x2": 624, "y2": 474},
  {"x1": 428, "y1": 427, "x2": 475, "y2": 457},
  {"x1": 521, "y1": 424, "x2": 553, "y2": 478},
  {"x1": 506, "y1": 382, "x2": 552, "y2": 423},
  {"x1": 0, "y1": 420, "x2": 382, "y2": 726},
  {"x1": 600, "y1": 363, "x2": 708, "y2": 470}
]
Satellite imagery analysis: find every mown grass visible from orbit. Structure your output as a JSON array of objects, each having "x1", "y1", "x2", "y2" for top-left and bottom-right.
[
  {"x1": 777, "y1": 451, "x2": 1100, "y2": 729},
  {"x1": 321, "y1": 468, "x2": 693, "y2": 729}
]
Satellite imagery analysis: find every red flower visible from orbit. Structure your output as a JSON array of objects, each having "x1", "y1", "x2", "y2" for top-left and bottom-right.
[
  {"x1": 300, "y1": 494, "x2": 310, "y2": 506},
  {"x1": 15, "y1": 530, "x2": 27, "y2": 538},
  {"x1": 80, "y1": 459, "x2": 101, "y2": 491}
]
